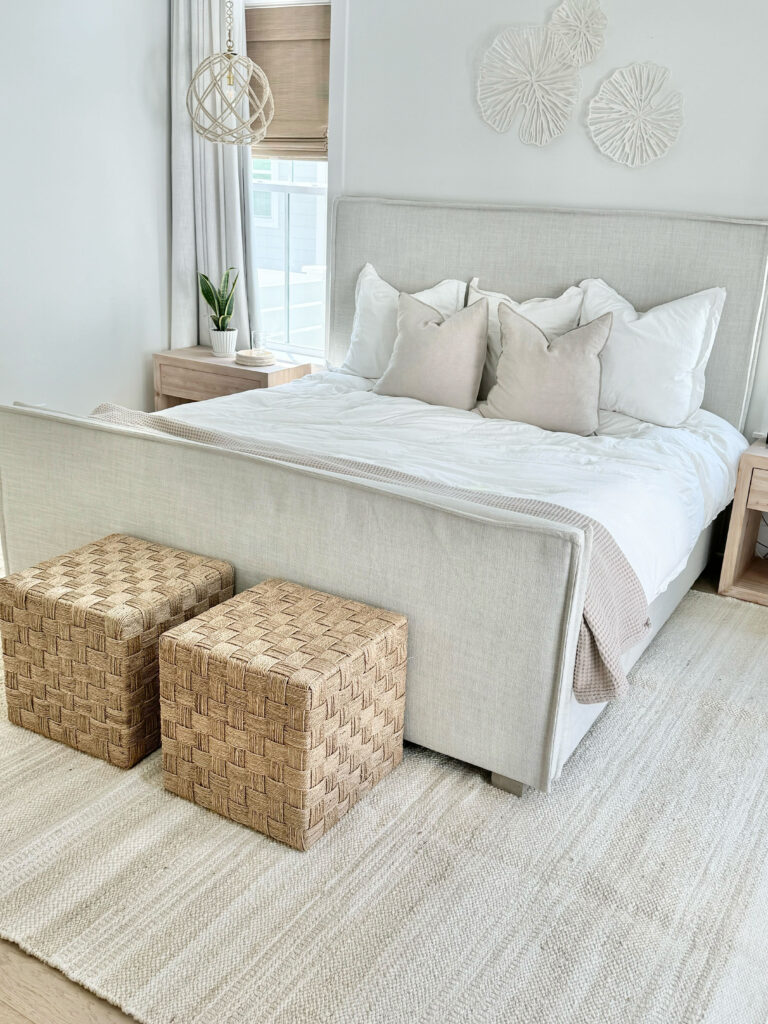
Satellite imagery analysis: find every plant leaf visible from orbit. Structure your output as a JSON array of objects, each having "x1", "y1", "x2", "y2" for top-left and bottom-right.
[
  {"x1": 199, "y1": 273, "x2": 220, "y2": 315},
  {"x1": 220, "y1": 268, "x2": 231, "y2": 302},
  {"x1": 221, "y1": 271, "x2": 239, "y2": 323},
  {"x1": 225, "y1": 269, "x2": 239, "y2": 304}
]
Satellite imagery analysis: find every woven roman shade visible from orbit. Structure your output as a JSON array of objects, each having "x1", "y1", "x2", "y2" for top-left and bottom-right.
[{"x1": 245, "y1": 4, "x2": 330, "y2": 160}]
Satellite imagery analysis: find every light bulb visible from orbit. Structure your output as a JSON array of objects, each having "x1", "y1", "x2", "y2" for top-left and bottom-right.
[{"x1": 225, "y1": 70, "x2": 236, "y2": 103}]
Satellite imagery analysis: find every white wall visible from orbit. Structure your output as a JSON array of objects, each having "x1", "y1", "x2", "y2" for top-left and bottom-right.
[
  {"x1": 329, "y1": 0, "x2": 768, "y2": 436},
  {"x1": 0, "y1": 0, "x2": 171, "y2": 414}
]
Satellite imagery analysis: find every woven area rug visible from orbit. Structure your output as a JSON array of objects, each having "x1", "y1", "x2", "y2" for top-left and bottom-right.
[{"x1": 2, "y1": 591, "x2": 768, "y2": 1024}]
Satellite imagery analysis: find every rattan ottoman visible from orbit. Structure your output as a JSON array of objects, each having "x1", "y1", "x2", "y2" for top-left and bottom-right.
[
  {"x1": 0, "y1": 534, "x2": 234, "y2": 768},
  {"x1": 159, "y1": 579, "x2": 408, "y2": 850}
]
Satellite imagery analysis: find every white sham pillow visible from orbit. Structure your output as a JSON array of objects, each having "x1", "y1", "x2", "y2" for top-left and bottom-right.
[
  {"x1": 580, "y1": 278, "x2": 726, "y2": 427},
  {"x1": 468, "y1": 278, "x2": 584, "y2": 397},
  {"x1": 341, "y1": 263, "x2": 467, "y2": 379}
]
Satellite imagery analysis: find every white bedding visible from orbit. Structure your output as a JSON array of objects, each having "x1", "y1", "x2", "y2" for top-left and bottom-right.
[{"x1": 162, "y1": 371, "x2": 748, "y2": 602}]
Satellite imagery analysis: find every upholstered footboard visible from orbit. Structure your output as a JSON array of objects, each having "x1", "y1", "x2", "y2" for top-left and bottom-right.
[{"x1": 0, "y1": 405, "x2": 593, "y2": 791}]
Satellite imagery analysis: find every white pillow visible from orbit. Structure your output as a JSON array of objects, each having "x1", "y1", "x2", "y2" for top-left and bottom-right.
[
  {"x1": 580, "y1": 278, "x2": 726, "y2": 427},
  {"x1": 341, "y1": 263, "x2": 467, "y2": 379},
  {"x1": 468, "y1": 278, "x2": 584, "y2": 397}
]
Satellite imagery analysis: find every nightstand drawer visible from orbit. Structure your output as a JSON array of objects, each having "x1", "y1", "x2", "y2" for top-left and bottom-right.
[
  {"x1": 160, "y1": 364, "x2": 263, "y2": 402},
  {"x1": 747, "y1": 468, "x2": 768, "y2": 512},
  {"x1": 153, "y1": 347, "x2": 312, "y2": 411}
]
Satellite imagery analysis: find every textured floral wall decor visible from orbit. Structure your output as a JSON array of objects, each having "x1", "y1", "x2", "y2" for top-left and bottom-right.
[
  {"x1": 476, "y1": 1, "x2": 684, "y2": 168},
  {"x1": 550, "y1": 0, "x2": 607, "y2": 67},
  {"x1": 477, "y1": 0, "x2": 604, "y2": 147},
  {"x1": 477, "y1": 26, "x2": 580, "y2": 146},
  {"x1": 587, "y1": 63, "x2": 684, "y2": 167}
]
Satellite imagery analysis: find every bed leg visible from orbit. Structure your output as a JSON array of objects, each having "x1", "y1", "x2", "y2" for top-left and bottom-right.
[{"x1": 490, "y1": 773, "x2": 527, "y2": 797}]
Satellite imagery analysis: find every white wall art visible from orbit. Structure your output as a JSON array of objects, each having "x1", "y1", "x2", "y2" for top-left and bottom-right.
[
  {"x1": 587, "y1": 62, "x2": 684, "y2": 167},
  {"x1": 549, "y1": 0, "x2": 607, "y2": 67},
  {"x1": 477, "y1": 26, "x2": 580, "y2": 147}
]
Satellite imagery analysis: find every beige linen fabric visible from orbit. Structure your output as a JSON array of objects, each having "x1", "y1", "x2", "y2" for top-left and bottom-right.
[
  {"x1": 2, "y1": 592, "x2": 768, "y2": 1024},
  {"x1": 373, "y1": 295, "x2": 488, "y2": 410},
  {"x1": 90, "y1": 403, "x2": 650, "y2": 703},
  {"x1": 329, "y1": 198, "x2": 768, "y2": 431},
  {"x1": 0, "y1": 405, "x2": 594, "y2": 792},
  {"x1": 467, "y1": 277, "x2": 584, "y2": 397},
  {"x1": 481, "y1": 309, "x2": 612, "y2": 435}
]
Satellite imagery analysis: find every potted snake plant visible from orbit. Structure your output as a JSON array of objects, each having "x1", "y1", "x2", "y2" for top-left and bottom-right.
[{"x1": 199, "y1": 267, "x2": 239, "y2": 357}]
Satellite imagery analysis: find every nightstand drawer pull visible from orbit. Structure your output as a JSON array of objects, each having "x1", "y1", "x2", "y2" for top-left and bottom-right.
[{"x1": 748, "y1": 468, "x2": 768, "y2": 513}]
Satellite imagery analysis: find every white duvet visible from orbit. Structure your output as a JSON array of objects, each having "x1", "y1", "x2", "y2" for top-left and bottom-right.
[{"x1": 162, "y1": 371, "x2": 748, "y2": 602}]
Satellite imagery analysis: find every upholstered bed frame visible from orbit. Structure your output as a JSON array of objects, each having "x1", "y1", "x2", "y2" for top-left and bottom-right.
[{"x1": 1, "y1": 199, "x2": 767, "y2": 793}]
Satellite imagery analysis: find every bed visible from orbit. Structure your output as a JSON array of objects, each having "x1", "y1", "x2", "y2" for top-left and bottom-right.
[{"x1": 1, "y1": 198, "x2": 767, "y2": 793}]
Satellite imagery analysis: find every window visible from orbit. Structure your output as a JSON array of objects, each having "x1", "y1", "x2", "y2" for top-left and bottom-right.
[
  {"x1": 251, "y1": 158, "x2": 277, "y2": 225},
  {"x1": 246, "y1": 5, "x2": 330, "y2": 358},
  {"x1": 250, "y1": 158, "x2": 328, "y2": 358}
]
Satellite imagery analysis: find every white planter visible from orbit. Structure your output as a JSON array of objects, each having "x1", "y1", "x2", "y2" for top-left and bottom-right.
[{"x1": 209, "y1": 328, "x2": 238, "y2": 357}]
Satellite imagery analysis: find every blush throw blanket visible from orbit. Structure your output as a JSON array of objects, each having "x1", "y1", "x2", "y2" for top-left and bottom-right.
[{"x1": 91, "y1": 404, "x2": 650, "y2": 703}]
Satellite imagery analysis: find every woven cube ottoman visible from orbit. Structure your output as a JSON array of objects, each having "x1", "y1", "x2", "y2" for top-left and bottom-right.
[
  {"x1": 0, "y1": 534, "x2": 234, "y2": 768},
  {"x1": 159, "y1": 579, "x2": 408, "y2": 850}
]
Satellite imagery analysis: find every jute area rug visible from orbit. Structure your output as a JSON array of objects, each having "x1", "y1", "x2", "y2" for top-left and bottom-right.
[{"x1": 1, "y1": 591, "x2": 768, "y2": 1024}]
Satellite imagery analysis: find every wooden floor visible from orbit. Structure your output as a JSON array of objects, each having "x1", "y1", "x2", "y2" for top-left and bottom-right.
[{"x1": 0, "y1": 940, "x2": 135, "y2": 1023}]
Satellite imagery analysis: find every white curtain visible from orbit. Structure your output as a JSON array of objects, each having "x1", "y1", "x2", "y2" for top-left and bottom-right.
[{"x1": 170, "y1": 0, "x2": 257, "y2": 349}]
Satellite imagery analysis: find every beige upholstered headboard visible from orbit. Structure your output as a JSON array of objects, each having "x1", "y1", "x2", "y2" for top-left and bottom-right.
[{"x1": 329, "y1": 197, "x2": 768, "y2": 431}]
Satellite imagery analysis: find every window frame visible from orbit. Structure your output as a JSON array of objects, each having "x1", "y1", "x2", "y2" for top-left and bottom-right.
[{"x1": 250, "y1": 159, "x2": 328, "y2": 360}]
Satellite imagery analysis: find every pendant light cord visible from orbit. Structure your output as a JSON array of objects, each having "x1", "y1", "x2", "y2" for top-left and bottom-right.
[{"x1": 225, "y1": 0, "x2": 234, "y2": 53}]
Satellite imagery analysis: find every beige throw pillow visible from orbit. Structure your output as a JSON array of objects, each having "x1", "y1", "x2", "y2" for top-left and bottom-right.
[
  {"x1": 373, "y1": 294, "x2": 488, "y2": 410},
  {"x1": 468, "y1": 278, "x2": 584, "y2": 398},
  {"x1": 480, "y1": 305, "x2": 612, "y2": 435}
]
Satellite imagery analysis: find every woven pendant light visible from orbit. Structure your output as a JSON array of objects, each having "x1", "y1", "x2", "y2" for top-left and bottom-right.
[{"x1": 186, "y1": 0, "x2": 274, "y2": 145}]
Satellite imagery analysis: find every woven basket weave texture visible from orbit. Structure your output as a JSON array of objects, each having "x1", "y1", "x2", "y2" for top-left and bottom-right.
[
  {"x1": 159, "y1": 578, "x2": 407, "y2": 850},
  {"x1": 0, "y1": 534, "x2": 234, "y2": 768}
]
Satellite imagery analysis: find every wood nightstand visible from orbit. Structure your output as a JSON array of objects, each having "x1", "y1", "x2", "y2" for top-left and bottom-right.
[
  {"x1": 152, "y1": 346, "x2": 312, "y2": 411},
  {"x1": 719, "y1": 441, "x2": 768, "y2": 606}
]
